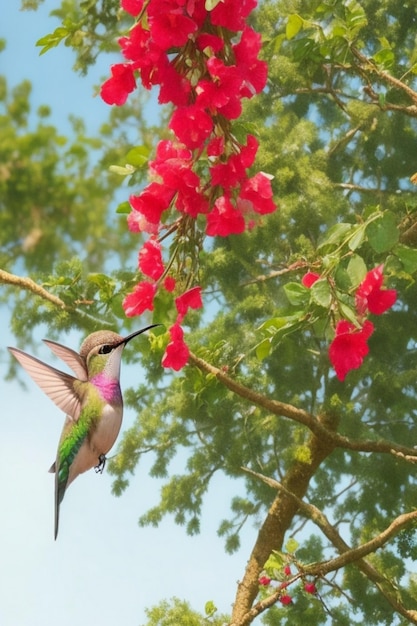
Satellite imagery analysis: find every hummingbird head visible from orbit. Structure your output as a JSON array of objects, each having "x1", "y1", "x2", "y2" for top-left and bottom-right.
[{"x1": 81, "y1": 325, "x2": 160, "y2": 378}]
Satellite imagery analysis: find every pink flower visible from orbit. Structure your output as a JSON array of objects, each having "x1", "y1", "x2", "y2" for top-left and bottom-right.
[
  {"x1": 123, "y1": 281, "x2": 157, "y2": 317},
  {"x1": 258, "y1": 576, "x2": 271, "y2": 586},
  {"x1": 161, "y1": 323, "x2": 190, "y2": 370},
  {"x1": 206, "y1": 196, "x2": 245, "y2": 237},
  {"x1": 355, "y1": 264, "x2": 397, "y2": 316},
  {"x1": 302, "y1": 272, "x2": 321, "y2": 288},
  {"x1": 100, "y1": 64, "x2": 136, "y2": 105},
  {"x1": 329, "y1": 320, "x2": 374, "y2": 381},
  {"x1": 175, "y1": 286, "x2": 203, "y2": 318},
  {"x1": 138, "y1": 239, "x2": 165, "y2": 280}
]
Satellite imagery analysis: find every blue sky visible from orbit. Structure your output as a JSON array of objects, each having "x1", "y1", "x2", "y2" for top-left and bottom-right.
[{"x1": 0, "y1": 4, "x2": 255, "y2": 625}]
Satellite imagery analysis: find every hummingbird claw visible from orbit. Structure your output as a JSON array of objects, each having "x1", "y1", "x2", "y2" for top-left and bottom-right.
[{"x1": 94, "y1": 454, "x2": 106, "y2": 474}]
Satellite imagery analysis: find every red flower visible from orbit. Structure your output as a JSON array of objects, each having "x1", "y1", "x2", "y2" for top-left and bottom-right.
[
  {"x1": 127, "y1": 211, "x2": 159, "y2": 235},
  {"x1": 149, "y1": 11, "x2": 198, "y2": 48},
  {"x1": 121, "y1": 0, "x2": 143, "y2": 16},
  {"x1": 207, "y1": 136, "x2": 225, "y2": 158},
  {"x1": 329, "y1": 320, "x2": 374, "y2": 381},
  {"x1": 206, "y1": 196, "x2": 245, "y2": 237},
  {"x1": 196, "y1": 33, "x2": 224, "y2": 53},
  {"x1": 138, "y1": 239, "x2": 165, "y2": 280},
  {"x1": 161, "y1": 323, "x2": 190, "y2": 370},
  {"x1": 129, "y1": 182, "x2": 174, "y2": 224},
  {"x1": 123, "y1": 281, "x2": 157, "y2": 317},
  {"x1": 210, "y1": 0, "x2": 257, "y2": 30},
  {"x1": 279, "y1": 594, "x2": 293, "y2": 606},
  {"x1": 258, "y1": 576, "x2": 271, "y2": 586},
  {"x1": 158, "y1": 63, "x2": 192, "y2": 105},
  {"x1": 233, "y1": 27, "x2": 268, "y2": 97},
  {"x1": 163, "y1": 276, "x2": 176, "y2": 292},
  {"x1": 304, "y1": 582, "x2": 317, "y2": 594},
  {"x1": 169, "y1": 104, "x2": 213, "y2": 149},
  {"x1": 118, "y1": 23, "x2": 165, "y2": 90},
  {"x1": 283, "y1": 565, "x2": 292, "y2": 576},
  {"x1": 355, "y1": 264, "x2": 397, "y2": 316},
  {"x1": 196, "y1": 58, "x2": 242, "y2": 119},
  {"x1": 100, "y1": 64, "x2": 136, "y2": 106},
  {"x1": 239, "y1": 172, "x2": 276, "y2": 215},
  {"x1": 302, "y1": 272, "x2": 321, "y2": 288},
  {"x1": 209, "y1": 135, "x2": 258, "y2": 188},
  {"x1": 175, "y1": 286, "x2": 203, "y2": 318}
]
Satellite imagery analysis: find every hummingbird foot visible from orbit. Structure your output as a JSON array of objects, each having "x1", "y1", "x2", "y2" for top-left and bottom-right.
[{"x1": 94, "y1": 454, "x2": 106, "y2": 474}]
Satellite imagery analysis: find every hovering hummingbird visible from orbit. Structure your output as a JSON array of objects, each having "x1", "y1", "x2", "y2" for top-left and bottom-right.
[{"x1": 8, "y1": 325, "x2": 159, "y2": 539}]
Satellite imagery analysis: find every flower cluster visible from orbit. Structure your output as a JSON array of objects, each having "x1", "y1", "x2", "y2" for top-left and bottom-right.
[
  {"x1": 303, "y1": 265, "x2": 397, "y2": 381},
  {"x1": 101, "y1": 0, "x2": 276, "y2": 369},
  {"x1": 258, "y1": 563, "x2": 317, "y2": 606}
]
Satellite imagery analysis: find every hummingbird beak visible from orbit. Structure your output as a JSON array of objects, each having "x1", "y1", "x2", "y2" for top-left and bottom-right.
[{"x1": 119, "y1": 324, "x2": 162, "y2": 348}]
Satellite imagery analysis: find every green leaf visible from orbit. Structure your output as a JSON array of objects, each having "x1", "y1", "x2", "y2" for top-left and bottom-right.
[
  {"x1": 115, "y1": 201, "x2": 131, "y2": 214},
  {"x1": 394, "y1": 244, "x2": 417, "y2": 274},
  {"x1": 285, "y1": 537, "x2": 299, "y2": 553},
  {"x1": 347, "y1": 254, "x2": 367, "y2": 287},
  {"x1": 205, "y1": 0, "x2": 222, "y2": 9},
  {"x1": 373, "y1": 48, "x2": 395, "y2": 69},
  {"x1": 339, "y1": 301, "x2": 359, "y2": 325},
  {"x1": 367, "y1": 212, "x2": 399, "y2": 252},
  {"x1": 318, "y1": 222, "x2": 352, "y2": 251},
  {"x1": 36, "y1": 27, "x2": 69, "y2": 55},
  {"x1": 256, "y1": 338, "x2": 271, "y2": 361},
  {"x1": 284, "y1": 282, "x2": 309, "y2": 306},
  {"x1": 125, "y1": 145, "x2": 149, "y2": 168},
  {"x1": 109, "y1": 164, "x2": 136, "y2": 176},
  {"x1": 310, "y1": 279, "x2": 332, "y2": 308},
  {"x1": 264, "y1": 550, "x2": 285, "y2": 573},
  {"x1": 348, "y1": 224, "x2": 366, "y2": 251},
  {"x1": 204, "y1": 600, "x2": 217, "y2": 617},
  {"x1": 286, "y1": 14, "x2": 303, "y2": 40}
]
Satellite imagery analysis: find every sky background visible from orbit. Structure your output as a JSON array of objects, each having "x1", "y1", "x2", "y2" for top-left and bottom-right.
[{"x1": 0, "y1": 3, "x2": 256, "y2": 625}]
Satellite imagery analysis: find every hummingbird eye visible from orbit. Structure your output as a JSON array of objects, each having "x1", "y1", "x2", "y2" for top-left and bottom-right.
[{"x1": 98, "y1": 344, "x2": 113, "y2": 355}]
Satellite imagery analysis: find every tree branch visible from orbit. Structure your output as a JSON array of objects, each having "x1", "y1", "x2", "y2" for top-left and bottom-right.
[
  {"x1": 0, "y1": 268, "x2": 66, "y2": 309},
  {"x1": 239, "y1": 467, "x2": 417, "y2": 625},
  {"x1": 228, "y1": 413, "x2": 338, "y2": 625},
  {"x1": 350, "y1": 46, "x2": 417, "y2": 117},
  {"x1": 188, "y1": 352, "x2": 417, "y2": 461}
]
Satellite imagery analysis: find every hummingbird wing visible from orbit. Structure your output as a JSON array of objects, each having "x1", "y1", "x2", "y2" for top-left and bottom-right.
[
  {"x1": 43, "y1": 339, "x2": 88, "y2": 381},
  {"x1": 8, "y1": 347, "x2": 83, "y2": 421}
]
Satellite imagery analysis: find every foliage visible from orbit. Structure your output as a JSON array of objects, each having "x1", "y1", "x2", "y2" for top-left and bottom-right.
[{"x1": 5, "y1": 0, "x2": 417, "y2": 624}]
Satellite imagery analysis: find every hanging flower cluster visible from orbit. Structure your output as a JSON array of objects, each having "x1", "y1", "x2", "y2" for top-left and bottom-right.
[
  {"x1": 303, "y1": 265, "x2": 397, "y2": 381},
  {"x1": 101, "y1": 0, "x2": 276, "y2": 369}
]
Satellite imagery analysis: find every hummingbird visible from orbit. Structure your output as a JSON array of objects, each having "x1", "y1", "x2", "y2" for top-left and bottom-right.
[{"x1": 8, "y1": 325, "x2": 159, "y2": 539}]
